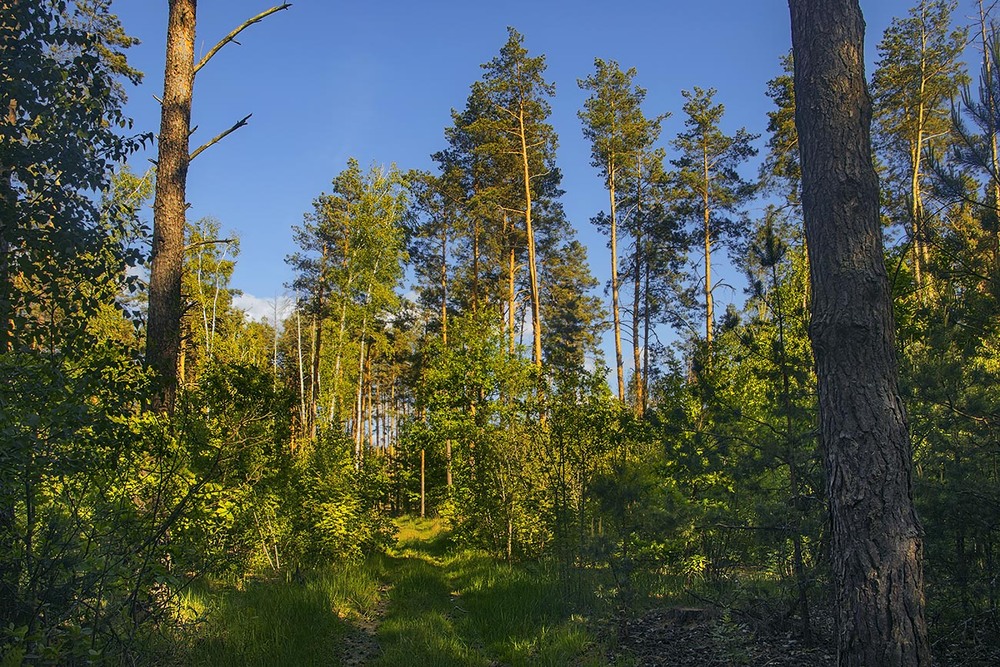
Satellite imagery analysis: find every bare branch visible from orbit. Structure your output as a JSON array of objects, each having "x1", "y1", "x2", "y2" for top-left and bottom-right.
[
  {"x1": 189, "y1": 114, "x2": 252, "y2": 161},
  {"x1": 185, "y1": 238, "x2": 236, "y2": 253},
  {"x1": 194, "y1": 3, "x2": 292, "y2": 76}
]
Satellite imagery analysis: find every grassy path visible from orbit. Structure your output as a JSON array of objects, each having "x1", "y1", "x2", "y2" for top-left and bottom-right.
[
  {"x1": 180, "y1": 517, "x2": 607, "y2": 666},
  {"x1": 370, "y1": 517, "x2": 602, "y2": 667}
]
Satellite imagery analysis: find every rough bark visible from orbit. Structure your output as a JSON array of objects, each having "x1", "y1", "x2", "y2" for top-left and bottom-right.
[
  {"x1": 146, "y1": 2, "x2": 288, "y2": 413},
  {"x1": 146, "y1": 0, "x2": 196, "y2": 413},
  {"x1": 789, "y1": 1, "x2": 931, "y2": 665}
]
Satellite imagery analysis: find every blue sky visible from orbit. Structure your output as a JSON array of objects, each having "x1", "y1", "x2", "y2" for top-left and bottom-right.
[{"x1": 113, "y1": 0, "x2": 951, "y2": 334}]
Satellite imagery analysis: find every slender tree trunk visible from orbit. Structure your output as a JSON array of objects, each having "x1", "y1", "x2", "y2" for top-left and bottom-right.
[
  {"x1": 420, "y1": 448, "x2": 425, "y2": 519},
  {"x1": 296, "y1": 306, "x2": 306, "y2": 433},
  {"x1": 440, "y1": 223, "x2": 448, "y2": 346},
  {"x1": 789, "y1": 1, "x2": 930, "y2": 664},
  {"x1": 330, "y1": 292, "x2": 350, "y2": 424},
  {"x1": 442, "y1": 223, "x2": 453, "y2": 487},
  {"x1": 374, "y1": 382, "x2": 381, "y2": 451},
  {"x1": 608, "y1": 160, "x2": 625, "y2": 401},
  {"x1": 178, "y1": 332, "x2": 186, "y2": 386},
  {"x1": 146, "y1": 0, "x2": 196, "y2": 413},
  {"x1": 272, "y1": 297, "x2": 279, "y2": 381},
  {"x1": 355, "y1": 334, "x2": 366, "y2": 466},
  {"x1": 979, "y1": 0, "x2": 1000, "y2": 292},
  {"x1": 702, "y1": 142, "x2": 714, "y2": 346},
  {"x1": 632, "y1": 162, "x2": 644, "y2": 414},
  {"x1": 310, "y1": 313, "x2": 322, "y2": 440},
  {"x1": 910, "y1": 20, "x2": 928, "y2": 296},
  {"x1": 518, "y1": 106, "x2": 543, "y2": 368},
  {"x1": 642, "y1": 253, "x2": 651, "y2": 415},
  {"x1": 472, "y1": 213, "x2": 481, "y2": 313},
  {"x1": 506, "y1": 223, "x2": 517, "y2": 355}
]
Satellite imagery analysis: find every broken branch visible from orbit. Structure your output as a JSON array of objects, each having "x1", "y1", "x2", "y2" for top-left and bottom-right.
[
  {"x1": 194, "y1": 3, "x2": 292, "y2": 75},
  {"x1": 189, "y1": 114, "x2": 252, "y2": 162}
]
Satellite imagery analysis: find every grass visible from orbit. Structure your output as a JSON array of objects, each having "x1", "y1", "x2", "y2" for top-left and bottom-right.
[
  {"x1": 174, "y1": 517, "x2": 614, "y2": 666},
  {"x1": 372, "y1": 516, "x2": 606, "y2": 667},
  {"x1": 178, "y1": 561, "x2": 382, "y2": 666}
]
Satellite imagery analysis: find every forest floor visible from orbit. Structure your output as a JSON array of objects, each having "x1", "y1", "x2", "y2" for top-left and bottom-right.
[
  {"x1": 184, "y1": 518, "x2": 1000, "y2": 666},
  {"x1": 359, "y1": 517, "x2": 840, "y2": 666}
]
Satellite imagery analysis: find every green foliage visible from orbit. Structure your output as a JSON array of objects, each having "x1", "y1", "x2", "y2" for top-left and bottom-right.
[
  {"x1": 12, "y1": 2, "x2": 1000, "y2": 661},
  {"x1": 0, "y1": 0, "x2": 145, "y2": 352},
  {"x1": 411, "y1": 313, "x2": 546, "y2": 558},
  {"x1": 181, "y1": 217, "x2": 241, "y2": 379},
  {"x1": 760, "y1": 53, "x2": 799, "y2": 204},
  {"x1": 872, "y1": 0, "x2": 967, "y2": 182},
  {"x1": 287, "y1": 158, "x2": 410, "y2": 435},
  {"x1": 670, "y1": 87, "x2": 758, "y2": 249},
  {"x1": 285, "y1": 431, "x2": 397, "y2": 564}
]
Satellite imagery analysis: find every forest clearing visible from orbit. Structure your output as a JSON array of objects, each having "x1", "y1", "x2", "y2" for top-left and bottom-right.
[{"x1": 5, "y1": 0, "x2": 1000, "y2": 665}]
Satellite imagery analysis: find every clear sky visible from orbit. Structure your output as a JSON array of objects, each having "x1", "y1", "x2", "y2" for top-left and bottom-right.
[{"x1": 112, "y1": 0, "x2": 959, "y2": 332}]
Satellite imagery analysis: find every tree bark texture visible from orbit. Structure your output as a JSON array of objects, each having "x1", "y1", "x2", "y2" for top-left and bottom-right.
[
  {"x1": 788, "y1": 1, "x2": 930, "y2": 665},
  {"x1": 146, "y1": 0, "x2": 196, "y2": 413}
]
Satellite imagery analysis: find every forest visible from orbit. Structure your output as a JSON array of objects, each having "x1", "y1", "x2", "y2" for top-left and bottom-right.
[{"x1": 2, "y1": 0, "x2": 1000, "y2": 665}]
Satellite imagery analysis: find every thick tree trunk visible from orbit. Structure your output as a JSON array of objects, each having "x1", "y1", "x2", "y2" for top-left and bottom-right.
[
  {"x1": 146, "y1": 0, "x2": 196, "y2": 413},
  {"x1": 789, "y1": 1, "x2": 930, "y2": 665}
]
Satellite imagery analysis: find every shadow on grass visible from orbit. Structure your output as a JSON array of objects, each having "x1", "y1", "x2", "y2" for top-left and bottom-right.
[
  {"x1": 182, "y1": 562, "x2": 382, "y2": 667},
  {"x1": 450, "y1": 552, "x2": 597, "y2": 666},
  {"x1": 373, "y1": 517, "x2": 607, "y2": 667},
  {"x1": 371, "y1": 549, "x2": 490, "y2": 667}
]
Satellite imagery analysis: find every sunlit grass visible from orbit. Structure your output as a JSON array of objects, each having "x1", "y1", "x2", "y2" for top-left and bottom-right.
[
  {"x1": 176, "y1": 517, "x2": 616, "y2": 666},
  {"x1": 179, "y1": 561, "x2": 382, "y2": 666},
  {"x1": 372, "y1": 516, "x2": 605, "y2": 667}
]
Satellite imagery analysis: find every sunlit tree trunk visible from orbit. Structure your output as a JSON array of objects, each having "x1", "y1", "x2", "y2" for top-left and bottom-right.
[
  {"x1": 518, "y1": 105, "x2": 543, "y2": 368},
  {"x1": 147, "y1": 0, "x2": 195, "y2": 413},
  {"x1": 632, "y1": 162, "x2": 645, "y2": 414},
  {"x1": 702, "y1": 141, "x2": 714, "y2": 346},
  {"x1": 608, "y1": 154, "x2": 625, "y2": 400}
]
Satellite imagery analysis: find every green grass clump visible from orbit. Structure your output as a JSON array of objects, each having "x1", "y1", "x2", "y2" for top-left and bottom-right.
[{"x1": 181, "y1": 561, "x2": 382, "y2": 666}]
